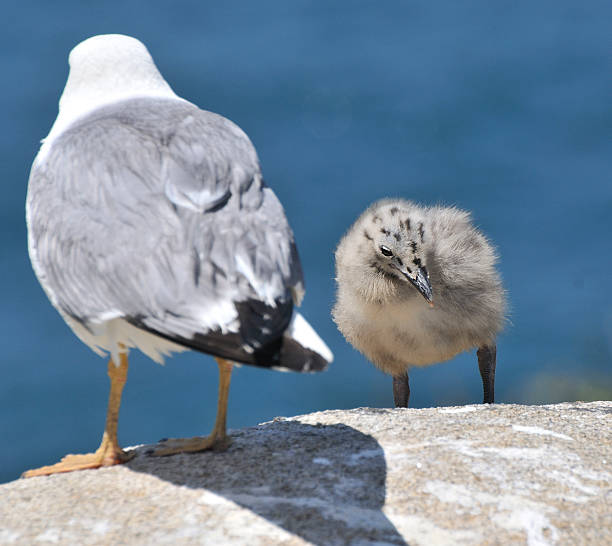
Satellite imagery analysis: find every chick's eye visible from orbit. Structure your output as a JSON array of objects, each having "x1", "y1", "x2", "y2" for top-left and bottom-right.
[{"x1": 380, "y1": 245, "x2": 393, "y2": 257}]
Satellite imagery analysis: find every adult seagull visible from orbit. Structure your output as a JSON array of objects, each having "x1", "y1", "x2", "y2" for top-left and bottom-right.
[{"x1": 24, "y1": 34, "x2": 332, "y2": 478}]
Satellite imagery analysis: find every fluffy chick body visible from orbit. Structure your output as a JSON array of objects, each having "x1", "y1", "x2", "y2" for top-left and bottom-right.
[{"x1": 333, "y1": 199, "x2": 505, "y2": 379}]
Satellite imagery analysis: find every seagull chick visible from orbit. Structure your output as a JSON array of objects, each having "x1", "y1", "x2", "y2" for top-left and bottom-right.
[
  {"x1": 332, "y1": 198, "x2": 505, "y2": 407},
  {"x1": 24, "y1": 34, "x2": 332, "y2": 478}
]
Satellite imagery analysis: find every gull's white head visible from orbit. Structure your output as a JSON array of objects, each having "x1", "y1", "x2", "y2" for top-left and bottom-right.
[{"x1": 43, "y1": 34, "x2": 179, "y2": 150}]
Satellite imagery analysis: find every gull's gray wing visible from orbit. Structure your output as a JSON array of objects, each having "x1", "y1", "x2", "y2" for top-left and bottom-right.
[{"x1": 27, "y1": 97, "x2": 306, "y2": 366}]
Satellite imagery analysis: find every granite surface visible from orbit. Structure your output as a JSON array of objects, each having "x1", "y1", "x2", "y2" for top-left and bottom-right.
[{"x1": 1, "y1": 401, "x2": 610, "y2": 545}]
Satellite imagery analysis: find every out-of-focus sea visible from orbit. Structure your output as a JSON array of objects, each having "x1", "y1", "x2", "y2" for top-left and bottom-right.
[{"x1": 1, "y1": 1, "x2": 610, "y2": 483}]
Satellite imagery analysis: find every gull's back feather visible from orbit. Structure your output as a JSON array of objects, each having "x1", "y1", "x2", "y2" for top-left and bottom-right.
[{"x1": 27, "y1": 98, "x2": 311, "y2": 368}]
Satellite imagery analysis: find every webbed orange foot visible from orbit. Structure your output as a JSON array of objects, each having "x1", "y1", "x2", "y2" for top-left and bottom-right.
[
  {"x1": 22, "y1": 444, "x2": 134, "y2": 478},
  {"x1": 152, "y1": 432, "x2": 230, "y2": 457},
  {"x1": 23, "y1": 353, "x2": 132, "y2": 478},
  {"x1": 153, "y1": 357, "x2": 233, "y2": 457}
]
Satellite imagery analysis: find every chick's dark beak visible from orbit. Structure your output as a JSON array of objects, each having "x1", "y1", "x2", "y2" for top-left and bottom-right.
[
  {"x1": 411, "y1": 267, "x2": 433, "y2": 304},
  {"x1": 393, "y1": 262, "x2": 433, "y2": 304}
]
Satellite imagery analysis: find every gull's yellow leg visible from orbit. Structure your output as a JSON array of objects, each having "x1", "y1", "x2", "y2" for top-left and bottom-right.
[
  {"x1": 22, "y1": 352, "x2": 133, "y2": 478},
  {"x1": 154, "y1": 357, "x2": 233, "y2": 456}
]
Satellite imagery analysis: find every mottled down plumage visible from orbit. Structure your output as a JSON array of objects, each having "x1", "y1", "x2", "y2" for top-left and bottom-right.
[{"x1": 333, "y1": 198, "x2": 505, "y2": 406}]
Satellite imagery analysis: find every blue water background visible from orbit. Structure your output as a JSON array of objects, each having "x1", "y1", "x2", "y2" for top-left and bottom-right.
[{"x1": 1, "y1": 1, "x2": 610, "y2": 483}]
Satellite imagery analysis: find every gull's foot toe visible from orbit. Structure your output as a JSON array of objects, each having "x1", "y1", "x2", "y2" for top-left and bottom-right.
[
  {"x1": 151, "y1": 435, "x2": 228, "y2": 457},
  {"x1": 22, "y1": 448, "x2": 133, "y2": 478}
]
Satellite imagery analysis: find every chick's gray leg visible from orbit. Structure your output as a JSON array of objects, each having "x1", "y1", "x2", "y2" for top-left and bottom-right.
[
  {"x1": 393, "y1": 372, "x2": 410, "y2": 408},
  {"x1": 477, "y1": 344, "x2": 496, "y2": 404}
]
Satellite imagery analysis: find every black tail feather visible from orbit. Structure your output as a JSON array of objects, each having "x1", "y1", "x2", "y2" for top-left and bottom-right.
[{"x1": 126, "y1": 297, "x2": 328, "y2": 372}]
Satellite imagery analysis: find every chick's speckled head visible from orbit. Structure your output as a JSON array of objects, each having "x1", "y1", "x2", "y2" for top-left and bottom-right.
[{"x1": 338, "y1": 199, "x2": 434, "y2": 304}]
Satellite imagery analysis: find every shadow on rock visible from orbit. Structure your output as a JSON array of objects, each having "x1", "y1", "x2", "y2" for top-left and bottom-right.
[{"x1": 128, "y1": 420, "x2": 407, "y2": 545}]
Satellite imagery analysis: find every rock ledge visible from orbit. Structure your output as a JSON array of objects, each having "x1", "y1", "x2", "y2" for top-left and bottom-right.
[{"x1": 1, "y1": 401, "x2": 610, "y2": 545}]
